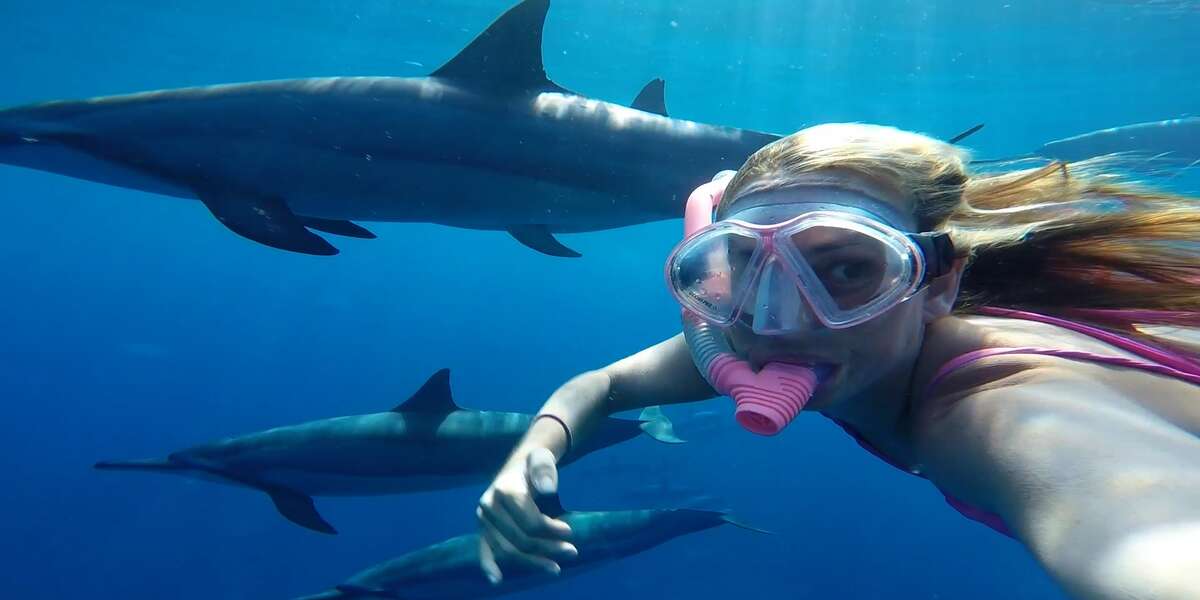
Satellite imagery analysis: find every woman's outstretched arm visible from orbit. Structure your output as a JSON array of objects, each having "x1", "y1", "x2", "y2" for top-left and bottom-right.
[
  {"x1": 476, "y1": 333, "x2": 715, "y2": 584},
  {"x1": 916, "y1": 367, "x2": 1200, "y2": 600}
]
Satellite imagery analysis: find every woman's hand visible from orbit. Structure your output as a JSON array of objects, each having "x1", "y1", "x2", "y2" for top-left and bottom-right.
[{"x1": 477, "y1": 447, "x2": 578, "y2": 585}]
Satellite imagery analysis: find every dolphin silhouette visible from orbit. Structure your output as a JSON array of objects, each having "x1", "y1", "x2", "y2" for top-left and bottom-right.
[
  {"x1": 973, "y1": 117, "x2": 1200, "y2": 167},
  {"x1": 294, "y1": 506, "x2": 766, "y2": 599},
  {"x1": 0, "y1": 0, "x2": 779, "y2": 256},
  {"x1": 1038, "y1": 117, "x2": 1200, "y2": 163},
  {"x1": 94, "y1": 369, "x2": 682, "y2": 534}
]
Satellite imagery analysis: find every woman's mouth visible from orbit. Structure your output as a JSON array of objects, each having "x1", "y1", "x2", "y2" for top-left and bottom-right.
[{"x1": 748, "y1": 354, "x2": 841, "y2": 386}]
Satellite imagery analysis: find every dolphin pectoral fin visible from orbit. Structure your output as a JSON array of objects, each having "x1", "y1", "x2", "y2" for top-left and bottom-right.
[
  {"x1": 165, "y1": 454, "x2": 339, "y2": 534},
  {"x1": 948, "y1": 123, "x2": 985, "y2": 144},
  {"x1": 299, "y1": 217, "x2": 376, "y2": 239},
  {"x1": 268, "y1": 488, "x2": 338, "y2": 535},
  {"x1": 637, "y1": 406, "x2": 685, "y2": 444},
  {"x1": 94, "y1": 457, "x2": 186, "y2": 473},
  {"x1": 719, "y1": 514, "x2": 774, "y2": 535},
  {"x1": 430, "y1": 0, "x2": 567, "y2": 95},
  {"x1": 631, "y1": 78, "x2": 669, "y2": 117},
  {"x1": 293, "y1": 591, "x2": 349, "y2": 600},
  {"x1": 335, "y1": 584, "x2": 402, "y2": 599},
  {"x1": 197, "y1": 190, "x2": 339, "y2": 256},
  {"x1": 507, "y1": 225, "x2": 581, "y2": 258}
]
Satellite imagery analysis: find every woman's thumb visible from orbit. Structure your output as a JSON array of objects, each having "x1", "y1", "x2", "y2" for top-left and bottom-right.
[{"x1": 525, "y1": 447, "x2": 558, "y2": 496}]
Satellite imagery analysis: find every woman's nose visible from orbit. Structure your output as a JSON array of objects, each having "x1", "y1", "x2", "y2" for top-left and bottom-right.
[{"x1": 749, "y1": 259, "x2": 817, "y2": 335}]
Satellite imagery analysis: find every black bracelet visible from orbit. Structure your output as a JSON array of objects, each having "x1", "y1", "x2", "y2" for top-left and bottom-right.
[{"x1": 533, "y1": 414, "x2": 573, "y2": 456}]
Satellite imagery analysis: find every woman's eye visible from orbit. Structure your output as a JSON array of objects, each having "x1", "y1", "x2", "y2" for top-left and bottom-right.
[
  {"x1": 819, "y1": 260, "x2": 876, "y2": 287},
  {"x1": 831, "y1": 262, "x2": 863, "y2": 281}
]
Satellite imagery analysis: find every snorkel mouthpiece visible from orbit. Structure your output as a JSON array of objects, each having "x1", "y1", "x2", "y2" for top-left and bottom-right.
[
  {"x1": 683, "y1": 312, "x2": 820, "y2": 436},
  {"x1": 709, "y1": 355, "x2": 818, "y2": 436}
]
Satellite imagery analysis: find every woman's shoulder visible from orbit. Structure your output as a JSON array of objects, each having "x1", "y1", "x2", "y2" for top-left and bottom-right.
[
  {"x1": 917, "y1": 313, "x2": 1093, "y2": 398},
  {"x1": 915, "y1": 313, "x2": 1200, "y2": 435}
]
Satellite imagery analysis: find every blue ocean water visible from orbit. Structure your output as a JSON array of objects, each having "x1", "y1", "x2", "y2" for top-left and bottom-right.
[{"x1": 0, "y1": 1, "x2": 1196, "y2": 598}]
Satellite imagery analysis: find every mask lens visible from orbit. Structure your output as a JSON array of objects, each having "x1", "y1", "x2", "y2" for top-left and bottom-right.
[
  {"x1": 669, "y1": 228, "x2": 761, "y2": 323},
  {"x1": 787, "y1": 225, "x2": 911, "y2": 313}
]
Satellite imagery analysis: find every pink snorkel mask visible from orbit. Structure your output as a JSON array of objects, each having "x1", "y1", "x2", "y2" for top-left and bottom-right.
[
  {"x1": 675, "y1": 171, "x2": 820, "y2": 436},
  {"x1": 670, "y1": 171, "x2": 955, "y2": 435}
]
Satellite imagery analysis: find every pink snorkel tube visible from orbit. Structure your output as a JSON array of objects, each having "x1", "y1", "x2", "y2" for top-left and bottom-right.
[{"x1": 678, "y1": 173, "x2": 820, "y2": 436}]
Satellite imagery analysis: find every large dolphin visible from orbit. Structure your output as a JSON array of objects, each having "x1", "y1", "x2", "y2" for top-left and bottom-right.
[
  {"x1": 94, "y1": 369, "x2": 681, "y2": 534},
  {"x1": 0, "y1": 0, "x2": 779, "y2": 257},
  {"x1": 295, "y1": 505, "x2": 765, "y2": 599}
]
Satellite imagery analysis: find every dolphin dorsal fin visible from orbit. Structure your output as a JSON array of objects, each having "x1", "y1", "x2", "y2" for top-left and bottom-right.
[
  {"x1": 631, "y1": 78, "x2": 669, "y2": 116},
  {"x1": 430, "y1": 0, "x2": 565, "y2": 96},
  {"x1": 393, "y1": 369, "x2": 461, "y2": 413}
]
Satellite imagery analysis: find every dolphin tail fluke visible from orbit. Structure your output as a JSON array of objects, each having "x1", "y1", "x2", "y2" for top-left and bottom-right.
[
  {"x1": 268, "y1": 488, "x2": 338, "y2": 535},
  {"x1": 638, "y1": 406, "x2": 685, "y2": 444},
  {"x1": 94, "y1": 457, "x2": 185, "y2": 473}
]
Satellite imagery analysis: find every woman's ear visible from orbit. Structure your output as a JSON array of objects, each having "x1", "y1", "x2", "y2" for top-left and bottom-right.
[{"x1": 923, "y1": 258, "x2": 966, "y2": 322}]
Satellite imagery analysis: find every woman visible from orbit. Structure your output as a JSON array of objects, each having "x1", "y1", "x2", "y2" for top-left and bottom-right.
[{"x1": 475, "y1": 123, "x2": 1200, "y2": 599}]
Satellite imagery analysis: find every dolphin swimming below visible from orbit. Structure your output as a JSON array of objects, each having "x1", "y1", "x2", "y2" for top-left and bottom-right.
[
  {"x1": 0, "y1": 0, "x2": 779, "y2": 257},
  {"x1": 94, "y1": 369, "x2": 681, "y2": 534},
  {"x1": 295, "y1": 504, "x2": 765, "y2": 599}
]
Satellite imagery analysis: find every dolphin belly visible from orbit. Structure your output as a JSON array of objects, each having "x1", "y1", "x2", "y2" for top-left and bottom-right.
[
  {"x1": 283, "y1": 159, "x2": 660, "y2": 231},
  {"x1": 258, "y1": 469, "x2": 484, "y2": 496},
  {"x1": 0, "y1": 137, "x2": 194, "y2": 198}
]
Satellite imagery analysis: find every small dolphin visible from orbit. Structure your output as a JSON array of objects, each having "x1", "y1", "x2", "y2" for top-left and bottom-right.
[
  {"x1": 94, "y1": 369, "x2": 682, "y2": 534},
  {"x1": 974, "y1": 117, "x2": 1200, "y2": 166},
  {"x1": 0, "y1": 0, "x2": 778, "y2": 256},
  {"x1": 1038, "y1": 117, "x2": 1200, "y2": 163},
  {"x1": 295, "y1": 504, "x2": 766, "y2": 599}
]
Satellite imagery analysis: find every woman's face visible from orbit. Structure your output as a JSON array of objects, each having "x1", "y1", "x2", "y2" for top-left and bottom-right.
[{"x1": 721, "y1": 170, "x2": 936, "y2": 412}]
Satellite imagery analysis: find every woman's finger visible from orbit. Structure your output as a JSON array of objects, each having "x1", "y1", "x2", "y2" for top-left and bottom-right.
[
  {"x1": 480, "y1": 519, "x2": 562, "y2": 577},
  {"x1": 478, "y1": 531, "x2": 503, "y2": 585},
  {"x1": 525, "y1": 447, "x2": 559, "y2": 496},
  {"x1": 520, "y1": 448, "x2": 573, "y2": 539},
  {"x1": 493, "y1": 486, "x2": 574, "y2": 541},
  {"x1": 488, "y1": 494, "x2": 578, "y2": 559}
]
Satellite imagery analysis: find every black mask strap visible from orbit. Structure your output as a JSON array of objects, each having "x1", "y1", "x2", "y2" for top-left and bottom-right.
[{"x1": 909, "y1": 232, "x2": 956, "y2": 282}]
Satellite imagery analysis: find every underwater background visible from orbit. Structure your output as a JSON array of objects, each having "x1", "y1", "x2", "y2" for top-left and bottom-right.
[{"x1": 0, "y1": 0, "x2": 1197, "y2": 598}]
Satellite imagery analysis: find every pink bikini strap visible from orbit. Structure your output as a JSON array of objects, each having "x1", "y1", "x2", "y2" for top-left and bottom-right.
[
  {"x1": 927, "y1": 347, "x2": 1200, "y2": 398},
  {"x1": 975, "y1": 306, "x2": 1200, "y2": 373}
]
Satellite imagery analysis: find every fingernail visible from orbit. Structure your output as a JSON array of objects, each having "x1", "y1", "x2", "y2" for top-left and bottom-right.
[
  {"x1": 535, "y1": 475, "x2": 553, "y2": 492},
  {"x1": 564, "y1": 543, "x2": 578, "y2": 557},
  {"x1": 487, "y1": 572, "x2": 500, "y2": 585},
  {"x1": 549, "y1": 563, "x2": 561, "y2": 576}
]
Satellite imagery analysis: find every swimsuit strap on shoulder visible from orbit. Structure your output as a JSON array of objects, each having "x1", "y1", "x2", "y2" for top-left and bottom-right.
[{"x1": 927, "y1": 308, "x2": 1200, "y2": 397}]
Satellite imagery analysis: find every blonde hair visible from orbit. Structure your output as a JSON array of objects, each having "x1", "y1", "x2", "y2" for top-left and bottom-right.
[{"x1": 721, "y1": 123, "x2": 1200, "y2": 325}]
